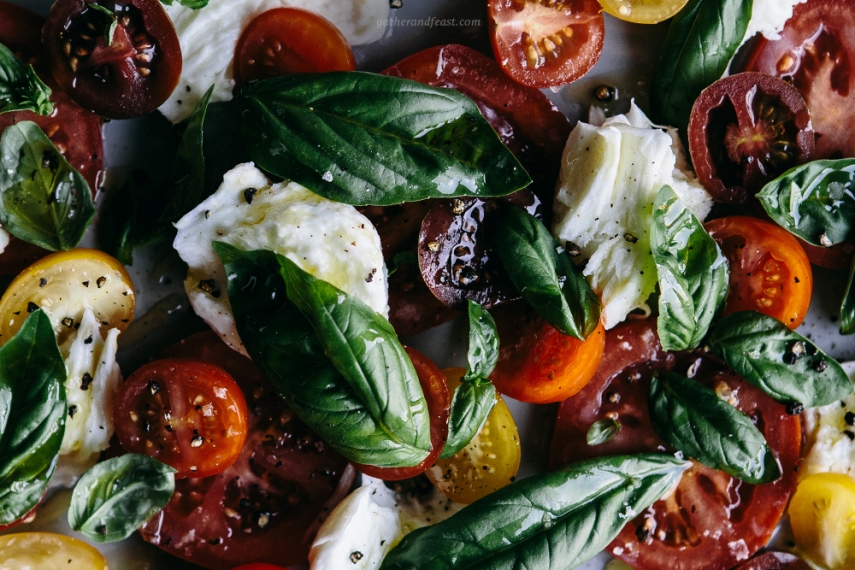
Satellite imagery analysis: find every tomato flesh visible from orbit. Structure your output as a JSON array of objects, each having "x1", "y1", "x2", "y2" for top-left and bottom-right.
[
  {"x1": 598, "y1": 0, "x2": 689, "y2": 24},
  {"x1": 789, "y1": 473, "x2": 855, "y2": 570},
  {"x1": 0, "y1": 0, "x2": 46, "y2": 68},
  {"x1": 0, "y1": 532, "x2": 107, "y2": 569},
  {"x1": 732, "y1": 552, "x2": 812, "y2": 570}
]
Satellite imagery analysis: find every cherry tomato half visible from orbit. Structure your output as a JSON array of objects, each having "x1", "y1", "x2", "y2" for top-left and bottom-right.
[
  {"x1": 550, "y1": 319, "x2": 802, "y2": 570},
  {"x1": 789, "y1": 473, "x2": 855, "y2": 570},
  {"x1": 705, "y1": 216, "x2": 813, "y2": 328},
  {"x1": 0, "y1": 532, "x2": 107, "y2": 569},
  {"x1": 488, "y1": 0, "x2": 604, "y2": 88},
  {"x1": 43, "y1": 0, "x2": 182, "y2": 119},
  {"x1": 234, "y1": 8, "x2": 355, "y2": 84},
  {"x1": 114, "y1": 358, "x2": 248, "y2": 479},
  {"x1": 598, "y1": 0, "x2": 689, "y2": 24}
]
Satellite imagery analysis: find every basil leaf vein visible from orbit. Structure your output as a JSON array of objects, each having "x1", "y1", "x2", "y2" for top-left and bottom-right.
[
  {"x1": 159, "y1": 0, "x2": 209, "y2": 8},
  {"x1": 0, "y1": 43, "x2": 52, "y2": 116}
]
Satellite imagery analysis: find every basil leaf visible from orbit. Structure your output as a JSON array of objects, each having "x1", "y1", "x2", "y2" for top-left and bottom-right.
[
  {"x1": 160, "y1": 0, "x2": 209, "y2": 8},
  {"x1": 69, "y1": 454, "x2": 175, "y2": 543},
  {"x1": 491, "y1": 205, "x2": 600, "y2": 340},
  {"x1": 0, "y1": 310, "x2": 66, "y2": 525},
  {"x1": 380, "y1": 454, "x2": 690, "y2": 570},
  {"x1": 651, "y1": 186, "x2": 729, "y2": 351},
  {"x1": 0, "y1": 43, "x2": 52, "y2": 116},
  {"x1": 649, "y1": 372, "x2": 779, "y2": 484},
  {"x1": 709, "y1": 311, "x2": 853, "y2": 407},
  {"x1": 587, "y1": 419, "x2": 621, "y2": 446},
  {"x1": 757, "y1": 159, "x2": 855, "y2": 247},
  {"x1": 649, "y1": 0, "x2": 753, "y2": 132},
  {"x1": 235, "y1": 72, "x2": 531, "y2": 206},
  {"x1": 215, "y1": 243, "x2": 431, "y2": 467},
  {"x1": 464, "y1": 300, "x2": 499, "y2": 382},
  {"x1": 842, "y1": 257, "x2": 855, "y2": 335},
  {"x1": 87, "y1": 3, "x2": 118, "y2": 46},
  {"x1": 0, "y1": 121, "x2": 94, "y2": 251}
]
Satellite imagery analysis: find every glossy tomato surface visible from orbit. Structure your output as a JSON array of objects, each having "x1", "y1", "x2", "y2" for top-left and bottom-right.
[
  {"x1": 742, "y1": 0, "x2": 855, "y2": 159},
  {"x1": 43, "y1": 0, "x2": 182, "y2": 119},
  {"x1": 488, "y1": 0, "x2": 604, "y2": 88},
  {"x1": 139, "y1": 332, "x2": 354, "y2": 570},
  {"x1": 705, "y1": 216, "x2": 813, "y2": 328},
  {"x1": 549, "y1": 319, "x2": 802, "y2": 570}
]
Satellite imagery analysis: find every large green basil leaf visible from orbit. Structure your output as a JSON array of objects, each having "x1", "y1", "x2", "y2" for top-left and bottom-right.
[
  {"x1": 380, "y1": 454, "x2": 690, "y2": 570},
  {"x1": 215, "y1": 243, "x2": 431, "y2": 467},
  {"x1": 0, "y1": 43, "x2": 52, "y2": 116},
  {"x1": 709, "y1": 311, "x2": 853, "y2": 407},
  {"x1": 649, "y1": 373, "x2": 779, "y2": 484},
  {"x1": 491, "y1": 205, "x2": 600, "y2": 340},
  {"x1": 651, "y1": 186, "x2": 728, "y2": 351},
  {"x1": 649, "y1": 0, "x2": 753, "y2": 132},
  {"x1": 0, "y1": 310, "x2": 66, "y2": 525},
  {"x1": 160, "y1": 0, "x2": 209, "y2": 8},
  {"x1": 69, "y1": 454, "x2": 175, "y2": 543},
  {"x1": 757, "y1": 159, "x2": 855, "y2": 247},
  {"x1": 235, "y1": 72, "x2": 531, "y2": 206},
  {"x1": 0, "y1": 121, "x2": 94, "y2": 251},
  {"x1": 842, "y1": 257, "x2": 855, "y2": 335}
]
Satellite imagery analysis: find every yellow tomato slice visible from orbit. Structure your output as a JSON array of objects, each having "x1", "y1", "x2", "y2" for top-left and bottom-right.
[
  {"x1": 426, "y1": 368, "x2": 521, "y2": 504},
  {"x1": 788, "y1": 473, "x2": 855, "y2": 569},
  {"x1": 0, "y1": 249, "x2": 135, "y2": 346},
  {"x1": 597, "y1": 0, "x2": 689, "y2": 24},
  {"x1": 0, "y1": 532, "x2": 107, "y2": 570}
]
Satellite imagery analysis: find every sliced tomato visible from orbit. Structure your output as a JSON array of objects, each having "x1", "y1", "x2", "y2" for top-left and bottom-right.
[
  {"x1": 798, "y1": 236, "x2": 855, "y2": 270},
  {"x1": 356, "y1": 347, "x2": 450, "y2": 481},
  {"x1": 139, "y1": 331, "x2": 354, "y2": 570},
  {"x1": 741, "y1": 0, "x2": 855, "y2": 159},
  {"x1": 549, "y1": 319, "x2": 802, "y2": 570},
  {"x1": 598, "y1": 0, "x2": 689, "y2": 24},
  {"x1": 488, "y1": 301, "x2": 605, "y2": 403},
  {"x1": 0, "y1": 533, "x2": 107, "y2": 569},
  {"x1": 234, "y1": 8, "x2": 355, "y2": 84},
  {"x1": 789, "y1": 473, "x2": 855, "y2": 570},
  {"x1": 705, "y1": 216, "x2": 813, "y2": 328},
  {"x1": 43, "y1": 0, "x2": 182, "y2": 119},
  {"x1": 114, "y1": 359, "x2": 249, "y2": 479},
  {"x1": 488, "y1": 0, "x2": 604, "y2": 88},
  {"x1": 732, "y1": 552, "x2": 812, "y2": 570},
  {"x1": 0, "y1": 0, "x2": 45, "y2": 67}
]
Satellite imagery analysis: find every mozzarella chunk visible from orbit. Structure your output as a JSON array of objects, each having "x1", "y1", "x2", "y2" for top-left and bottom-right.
[
  {"x1": 52, "y1": 308, "x2": 121, "y2": 487},
  {"x1": 0, "y1": 226, "x2": 8, "y2": 255},
  {"x1": 174, "y1": 163, "x2": 388, "y2": 356},
  {"x1": 160, "y1": 0, "x2": 389, "y2": 123},
  {"x1": 552, "y1": 103, "x2": 713, "y2": 329},
  {"x1": 743, "y1": 0, "x2": 807, "y2": 43},
  {"x1": 802, "y1": 362, "x2": 855, "y2": 478}
]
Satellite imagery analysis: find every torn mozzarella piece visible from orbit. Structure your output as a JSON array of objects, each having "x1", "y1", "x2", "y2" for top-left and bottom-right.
[{"x1": 801, "y1": 362, "x2": 855, "y2": 479}]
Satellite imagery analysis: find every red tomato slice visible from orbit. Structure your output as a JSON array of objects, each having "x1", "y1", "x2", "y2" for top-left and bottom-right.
[
  {"x1": 0, "y1": 0, "x2": 44, "y2": 67},
  {"x1": 742, "y1": 0, "x2": 855, "y2": 159},
  {"x1": 488, "y1": 0, "x2": 604, "y2": 88},
  {"x1": 705, "y1": 216, "x2": 813, "y2": 328},
  {"x1": 549, "y1": 319, "x2": 802, "y2": 570},
  {"x1": 234, "y1": 8, "x2": 355, "y2": 84},
  {"x1": 356, "y1": 347, "x2": 450, "y2": 481},
  {"x1": 139, "y1": 332, "x2": 355, "y2": 570}
]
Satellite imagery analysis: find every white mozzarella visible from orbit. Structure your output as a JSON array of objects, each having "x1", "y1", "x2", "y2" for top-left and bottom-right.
[
  {"x1": 743, "y1": 0, "x2": 807, "y2": 43},
  {"x1": 0, "y1": 226, "x2": 8, "y2": 255},
  {"x1": 173, "y1": 163, "x2": 388, "y2": 356},
  {"x1": 801, "y1": 362, "x2": 855, "y2": 478}
]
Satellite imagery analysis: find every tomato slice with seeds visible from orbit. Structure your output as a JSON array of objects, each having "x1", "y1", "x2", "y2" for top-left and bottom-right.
[
  {"x1": 705, "y1": 216, "x2": 813, "y2": 328},
  {"x1": 549, "y1": 319, "x2": 802, "y2": 570},
  {"x1": 488, "y1": 0, "x2": 604, "y2": 88},
  {"x1": 234, "y1": 8, "x2": 355, "y2": 84}
]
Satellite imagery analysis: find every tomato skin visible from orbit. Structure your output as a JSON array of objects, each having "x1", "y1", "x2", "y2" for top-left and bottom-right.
[
  {"x1": 234, "y1": 8, "x2": 355, "y2": 84},
  {"x1": 114, "y1": 358, "x2": 249, "y2": 479},
  {"x1": 705, "y1": 216, "x2": 813, "y2": 328},
  {"x1": 732, "y1": 552, "x2": 812, "y2": 570},
  {"x1": 489, "y1": 302, "x2": 605, "y2": 404},
  {"x1": 488, "y1": 0, "x2": 604, "y2": 88},
  {"x1": 549, "y1": 319, "x2": 802, "y2": 570},
  {"x1": 799, "y1": 235, "x2": 855, "y2": 270},
  {"x1": 357, "y1": 347, "x2": 450, "y2": 481}
]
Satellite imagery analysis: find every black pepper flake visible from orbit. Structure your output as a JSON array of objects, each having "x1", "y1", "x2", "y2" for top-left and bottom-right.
[
  {"x1": 366, "y1": 268, "x2": 377, "y2": 283},
  {"x1": 39, "y1": 278, "x2": 47, "y2": 287},
  {"x1": 564, "y1": 241, "x2": 582, "y2": 257},
  {"x1": 244, "y1": 187, "x2": 258, "y2": 204},
  {"x1": 204, "y1": 210, "x2": 211, "y2": 219},
  {"x1": 623, "y1": 232, "x2": 638, "y2": 244},
  {"x1": 96, "y1": 276, "x2": 107, "y2": 288},
  {"x1": 211, "y1": 290, "x2": 221, "y2": 298},
  {"x1": 198, "y1": 279, "x2": 216, "y2": 293},
  {"x1": 208, "y1": 538, "x2": 220, "y2": 545},
  {"x1": 635, "y1": 523, "x2": 650, "y2": 542},
  {"x1": 84, "y1": 336, "x2": 93, "y2": 345},
  {"x1": 68, "y1": 405, "x2": 78, "y2": 418},
  {"x1": 813, "y1": 359, "x2": 828, "y2": 372},
  {"x1": 594, "y1": 84, "x2": 616, "y2": 102},
  {"x1": 26, "y1": 302, "x2": 39, "y2": 313},
  {"x1": 82, "y1": 280, "x2": 90, "y2": 287},
  {"x1": 81, "y1": 373, "x2": 93, "y2": 391},
  {"x1": 845, "y1": 430, "x2": 855, "y2": 441},
  {"x1": 785, "y1": 401, "x2": 804, "y2": 416},
  {"x1": 96, "y1": 525, "x2": 108, "y2": 536},
  {"x1": 845, "y1": 411, "x2": 855, "y2": 426},
  {"x1": 350, "y1": 551, "x2": 364, "y2": 564}
]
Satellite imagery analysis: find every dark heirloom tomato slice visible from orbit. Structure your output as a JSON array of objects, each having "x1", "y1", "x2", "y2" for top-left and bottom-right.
[
  {"x1": 732, "y1": 552, "x2": 812, "y2": 570},
  {"x1": 688, "y1": 72, "x2": 814, "y2": 204},
  {"x1": 139, "y1": 332, "x2": 354, "y2": 570},
  {"x1": 357, "y1": 347, "x2": 450, "y2": 481},
  {"x1": 43, "y1": 0, "x2": 182, "y2": 119},
  {"x1": 549, "y1": 319, "x2": 802, "y2": 570},
  {"x1": 488, "y1": 0, "x2": 604, "y2": 88},
  {"x1": 705, "y1": 216, "x2": 813, "y2": 328},
  {"x1": 742, "y1": 0, "x2": 855, "y2": 159},
  {"x1": 0, "y1": 0, "x2": 45, "y2": 67},
  {"x1": 234, "y1": 8, "x2": 355, "y2": 84},
  {"x1": 799, "y1": 237, "x2": 855, "y2": 270}
]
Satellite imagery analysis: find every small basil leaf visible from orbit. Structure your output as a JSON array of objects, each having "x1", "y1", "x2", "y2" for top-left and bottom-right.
[
  {"x1": 842, "y1": 257, "x2": 855, "y2": 335},
  {"x1": 387, "y1": 250, "x2": 418, "y2": 277},
  {"x1": 709, "y1": 311, "x2": 853, "y2": 407},
  {"x1": 86, "y1": 3, "x2": 118, "y2": 46},
  {"x1": 651, "y1": 186, "x2": 729, "y2": 351},
  {"x1": 69, "y1": 454, "x2": 175, "y2": 543},
  {"x1": 757, "y1": 159, "x2": 855, "y2": 247},
  {"x1": 0, "y1": 121, "x2": 95, "y2": 251},
  {"x1": 649, "y1": 373, "x2": 779, "y2": 484},
  {"x1": 159, "y1": 0, "x2": 209, "y2": 8},
  {"x1": 587, "y1": 418, "x2": 621, "y2": 446},
  {"x1": 235, "y1": 72, "x2": 531, "y2": 206},
  {"x1": 491, "y1": 205, "x2": 600, "y2": 340},
  {"x1": 649, "y1": 0, "x2": 753, "y2": 132},
  {"x1": 0, "y1": 310, "x2": 66, "y2": 525},
  {"x1": 464, "y1": 300, "x2": 499, "y2": 382},
  {"x1": 0, "y1": 44, "x2": 52, "y2": 116},
  {"x1": 380, "y1": 454, "x2": 690, "y2": 570},
  {"x1": 215, "y1": 243, "x2": 431, "y2": 467}
]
